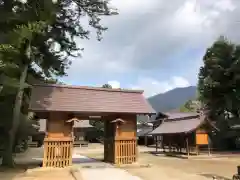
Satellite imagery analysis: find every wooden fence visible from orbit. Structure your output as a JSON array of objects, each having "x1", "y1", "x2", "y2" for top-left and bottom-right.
[
  {"x1": 115, "y1": 139, "x2": 137, "y2": 164},
  {"x1": 43, "y1": 138, "x2": 73, "y2": 168}
]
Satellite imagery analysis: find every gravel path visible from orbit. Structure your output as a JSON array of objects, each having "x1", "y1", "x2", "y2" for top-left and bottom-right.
[
  {"x1": 30, "y1": 153, "x2": 144, "y2": 180},
  {"x1": 126, "y1": 166, "x2": 209, "y2": 180},
  {"x1": 9, "y1": 147, "x2": 233, "y2": 180},
  {"x1": 79, "y1": 168, "x2": 143, "y2": 180}
]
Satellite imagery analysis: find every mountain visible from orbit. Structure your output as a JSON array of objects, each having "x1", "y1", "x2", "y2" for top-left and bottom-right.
[{"x1": 147, "y1": 86, "x2": 197, "y2": 112}]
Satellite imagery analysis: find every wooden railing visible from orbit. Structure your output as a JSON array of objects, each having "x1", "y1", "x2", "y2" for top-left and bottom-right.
[
  {"x1": 115, "y1": 138, "x2": 137, "y2": 164},
  {"x1": 43, "y1": 138, "x2": 73, "y2": 168}
]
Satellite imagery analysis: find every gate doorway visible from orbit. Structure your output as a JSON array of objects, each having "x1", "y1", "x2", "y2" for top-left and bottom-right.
[{"x1": 29, "y1": 84, "x2": 155, "y2": 167}]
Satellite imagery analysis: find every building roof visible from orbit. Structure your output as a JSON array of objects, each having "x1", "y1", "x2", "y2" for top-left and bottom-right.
[
  {"x1": 73, "y1": 120, "x2": 93, "y2": 128},
  {"x1": 148, "y1": 115, "x2": 204, "y2": 135},
  {"x1": 29, "y1": 84, "x2": 156, "y2": 115},
  {"x1": 163, "y1": 112, "x2": 199, "y2": 120},
  {"x1": 35, "y1": 119, "x2": 94, "y2": 132},
  {"x1": 137, "y1": 114, "x2": 157, "y2": 123},
  {"x1": 137, "y1": 127, "x2": 153, "y2": 137},
  {"x1": 149, "y1": 112, "x2": 199, "y2": 123}
]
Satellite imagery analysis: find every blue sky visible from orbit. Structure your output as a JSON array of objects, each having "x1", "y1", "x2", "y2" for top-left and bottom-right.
[{"x1": 61, "y1": 0, "x2": 240, "y2": 97}]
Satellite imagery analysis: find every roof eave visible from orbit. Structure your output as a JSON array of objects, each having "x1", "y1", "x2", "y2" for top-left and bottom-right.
[
  {"x1": 31, "y1": 83, "x2": 145, "y2": 94},
  {"x1": 29, "y1": 109, "x2": 156, "y2": 115}
]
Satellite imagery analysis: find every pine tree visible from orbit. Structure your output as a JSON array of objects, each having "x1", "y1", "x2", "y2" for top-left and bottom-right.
[
  {"x1": 198, "y1": 36, "x2": 240, "y2": 129},
  {"x1": 0, "y1": 0, "x2": 116, "y2": 166}
]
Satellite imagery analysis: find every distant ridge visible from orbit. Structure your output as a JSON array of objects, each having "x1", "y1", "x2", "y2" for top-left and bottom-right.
[{"x1": 147, "y1": 86, "x2": 197, "y2": 112}]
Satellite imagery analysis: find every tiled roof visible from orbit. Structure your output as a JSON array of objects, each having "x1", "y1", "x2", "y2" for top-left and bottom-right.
[
  {"x1": 148, "y1": 112, "x2": 199, "y2": 123},
  {"x1": 137, "y1": 127, "x2": 153, "y2": 137},
  {"x1": 29, "y1": 84, "x2": 156, "y2": 114},
  {"x1": 148, "y1": 115, "x2": 204, "y2": 135},
  {"x1": 73, "y1": 120, "x2": 93, "y2": 128},
  {"x1": 164, "y1": 112, "x2": 199, "y2": 120},
  {"x1": 38, "y1": 119, "x2": 94, "y2": 132}
]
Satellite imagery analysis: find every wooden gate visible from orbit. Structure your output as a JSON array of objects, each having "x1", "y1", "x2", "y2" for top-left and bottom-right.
[
  {"x1": 43, "y1": 138, "x2": 73, "y2": 167},
  {"x1": 115, "y1": 138, "x2": 137, "y2": 164}
]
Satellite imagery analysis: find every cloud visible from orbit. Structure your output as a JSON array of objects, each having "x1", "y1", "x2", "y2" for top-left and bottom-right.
[
  {"x1": 69, "y1": 0, "x2": 239, "y2": 73},
  {"x1": 109, "y1": 0, "x2": 161, "y2": 14},
  {"x1": 131, "y1": 76, "x2": 190, "y2": 97},
  {"x1": 108, "y1": 80, "x2": 120, "y2": 89},
  {"x1": 63, "y1": 0, "x2": 240, "y2": 96}
]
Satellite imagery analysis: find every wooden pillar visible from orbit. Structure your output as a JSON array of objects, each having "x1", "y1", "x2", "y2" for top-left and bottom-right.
[
  {"x1": 162, "y1": 135, "x2": 165, "y2": 153},
  {"x1": 155, "y1": 136, "x2": 158, "y2": 152},
  {"x1": 196, "y1": 145, "x2": 199, "y2": 155},
  {"x1": 144, "y1": 136, "x2": 148, "y2": 146},
  {"x1": 104, "y1": 114, "x2": 137, "y2": 165},
  {"x1": 43, "y1": 112, "x2": 73, "y2": 168},
  {"x1": 186, "y1": 136, "x2": 189, "y2": 158},
  {"x1": 103, "y1": 120, "x2": 108, "y2": 162},
  {"x1": 208, "y1": 140, "x2": 211, "y2": 156},
  {"x1": 169, "y1": 135, "x2": 172, "y2": 152}
]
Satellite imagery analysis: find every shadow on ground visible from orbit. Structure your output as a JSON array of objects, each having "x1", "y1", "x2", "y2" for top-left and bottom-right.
[
  {"x1": 200, "y1": 173, "x2": 231, "y2": 180},
  {"x1": 0, "y1": 162, "x2": 41, "y2": 180},
  {"x1": 145, "y1": 151, "x2": 197, "y2": 159}
]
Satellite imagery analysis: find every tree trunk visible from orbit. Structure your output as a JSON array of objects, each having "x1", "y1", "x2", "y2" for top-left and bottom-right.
[
  {"x1": 1, "y1": 64, "x2": 28, "y2": 167},
  {"x1": 1, "y1": 132, "x2": 15, "y2": 167}
]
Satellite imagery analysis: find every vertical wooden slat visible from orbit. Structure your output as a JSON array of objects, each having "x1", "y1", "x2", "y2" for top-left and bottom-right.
[
  {"x1": 43, "y1": 141, "x2": 47, "y2": 167},
  {"x1": 114, "y1": 139, "x2": 136, "y2": 165},
  {"x1": 53, "y1": 141, "x2": 56, "y2": 166},
  {"x1": 65, "y1": 141, "x2": 68, "y2": 166},
  {"x1": 69, "y1": 140, "x2": 73, "y2": 166},
  {"x1": 43, "y1": 138, "x2": 73, "y2": 168}
]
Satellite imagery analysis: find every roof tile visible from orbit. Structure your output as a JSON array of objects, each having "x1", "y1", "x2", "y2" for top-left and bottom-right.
[
  {"x1": 149, "y1": 116, "x2": 204, "y2": 135},
  {"x1": 29, "y1": 84, "x2": 156, "y2": 114}
]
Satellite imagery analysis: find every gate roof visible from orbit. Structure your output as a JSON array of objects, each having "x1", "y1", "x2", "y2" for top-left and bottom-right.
[{"x1": 29, "y1": 84, "x2": 155, "y2": 115}]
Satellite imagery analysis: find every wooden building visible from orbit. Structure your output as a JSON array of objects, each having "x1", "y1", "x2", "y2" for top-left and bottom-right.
[
  {"x1": 29, "y1": 84, "x2": 155, "y2": 167},
  {"x1": 137, "y1": 121, "x2": 154, "y2": 146},
  {"x1": 73, "y1": 120, "x2": 103, "y2": 147},
  {"x1": 149, "y1": 112, "x2": 215, "y2": 157}
]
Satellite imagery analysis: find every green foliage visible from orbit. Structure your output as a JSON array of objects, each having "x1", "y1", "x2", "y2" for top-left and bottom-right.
[
  {"x1": 198, "y1": 36, "x2": 240, "y2": 129},
  {"x1": 102, "y1": 84, "x2": 112, "y2": 88},
  {"x1": 179, "y1": 99, "x2": 201, "y2": 112},
  {"x1": 179, "y1": 104, "x2": 191, "y2": 112},
  {"x1": 0, "y1": 0, "x2": 117, "y2": 166},
  {"x1": 0, "y1": 0, "x2": 117, "y2": 77}
]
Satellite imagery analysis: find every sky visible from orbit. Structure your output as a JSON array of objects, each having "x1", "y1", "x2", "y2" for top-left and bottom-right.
[{"x1": 61, "y1": 0, "x2": 240, "y2": 97}]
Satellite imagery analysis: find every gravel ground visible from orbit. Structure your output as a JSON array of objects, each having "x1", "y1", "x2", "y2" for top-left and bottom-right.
[
  {"x1": 84, "y1": 149, "x2": 240, "y2": 180},
  {"x1": 129, "y1": 153, "x2": 239, "y2": 180},
  {"x1": 1, "y1": 145, "x2": 240, "y2": 180},
  {"x1": 79, "y1": 168, "x2": 143, "y2": 180}
]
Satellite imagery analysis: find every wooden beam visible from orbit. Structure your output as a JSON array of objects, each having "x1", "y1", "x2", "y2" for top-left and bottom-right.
[
  {"x1": 144, "y1": 136, "x2": 148, "y2": 146},
  {"x1": 196, "y1": 145, "x2": 199, "y2": 156},
  {"x1": 162, "y1": 136, "x2": 165, "y2": 153},
  {"x1": 208, "y1": 141, "x2": 211, "y2": 156},
  {"x1": 155, "y1": 136, "x2": 158, "y2": 152},
  {"x1": 110, "y1": 118, "x2": 125, "y2": 123},
  {"x1": 186, "y1": 137, "x2": 189, "y2": 158}
]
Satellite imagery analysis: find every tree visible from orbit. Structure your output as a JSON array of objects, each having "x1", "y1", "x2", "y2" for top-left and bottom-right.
[
  {"x1": 102, "y1": 84, "x2": 112, "y2": 88},
  {"x1": 0, "y1": 0, "x2": 117, "y2": 167},
  {"x1": 0, "y1": 21, "x2": 47, "y2": 166},
  {"x1": 198, "y1": 36, "x2": 240, "y2": 129},
  {"x1": 179, "y1": 100, "x2": 194, "y2": 112},
  {"x1": 179, "y1": 99, "x2": 202, "y2": 112}
]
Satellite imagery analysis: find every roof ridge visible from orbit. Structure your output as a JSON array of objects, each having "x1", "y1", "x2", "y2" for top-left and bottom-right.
[
  {"x1": 164, "y1": 115, "x2": 200, "y2": 122},
  {"x1": 33, "y1": 84, "x2": 144, "y2": 94}
]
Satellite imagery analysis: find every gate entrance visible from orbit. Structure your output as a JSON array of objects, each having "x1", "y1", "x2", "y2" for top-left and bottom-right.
[{"x1": 29, "y1": 84, "x2": 155, "y2": 167}]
